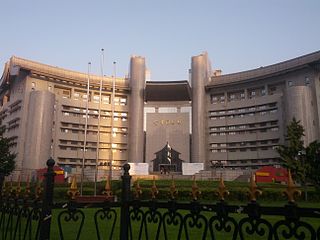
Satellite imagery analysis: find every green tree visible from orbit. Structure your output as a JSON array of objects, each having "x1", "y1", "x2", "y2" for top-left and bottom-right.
[
  {"x1": 0, "y1": 124, "x2": 16, "y2": 190},
  {"x1": 306, "y1": 141, "x2": 320, "y2": 189},
  {"x1": 277, "y1": 118, "x2": 307, "y2": 184}
]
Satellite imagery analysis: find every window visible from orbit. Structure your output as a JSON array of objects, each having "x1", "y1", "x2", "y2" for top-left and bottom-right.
[
  {"x1": 270, "y1": 109, "x2": 277, "y2": 114},
  {"x1": 269, "y1": 86, "x2": 277, "y2": 94},
  {"x1": 93, "y1": 95, "x2": 100, "y2": 102},
  {"x1": 305, "y1": 77, "x2": 310, "y2": 85},
  {"x1": 288, "y1": 81, "x2": 293, "y2": 87}
]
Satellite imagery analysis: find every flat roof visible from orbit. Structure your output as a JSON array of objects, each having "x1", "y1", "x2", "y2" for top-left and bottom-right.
[
  {"x1": 0, "y1": 56, "x2": 128, "y2": 90},
  {"x1": 145, "y1": 81, "x2": 191, "y2": 102},
  {"x1": 207, "y1": 50, "x2": 320, "y2": 88}
]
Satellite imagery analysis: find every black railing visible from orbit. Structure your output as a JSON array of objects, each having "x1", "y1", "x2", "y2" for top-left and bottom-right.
[{"x1": 1, "y1": 159, "x2": 320, "y2": 239}]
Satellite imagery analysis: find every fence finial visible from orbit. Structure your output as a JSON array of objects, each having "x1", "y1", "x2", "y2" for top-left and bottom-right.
[
  {"x1": 16, "y1": 175, "x2": 21, "y2": 198},
  {"x1": 35, "y1": 180, "x2": 43, "y2": 200},
  {"x1": 170, "y1": 175, "x2": 178, "y2": 200},
  {"x1": 248, "y1": 173, "x2": 262, "y2": 202},
  {"x1": 102, "y1": 175, "x2": 113, "y2": 198},
  {"x1": 68, "y1": 175, "x2": 80, "y2": 200},
  {"x1": 24, "y1": 175, "x2": 31, "y2": 199},
  {"x1": 151, "y1": 176, "x2": 159, "y2": 199},
  {"x1": 191, "y1": 175, "x2": 201, "y2": 201},
  {"x1": 216, "y1": 174, "x2": 229, "y2": 201},
  {"x1": 284, "y1": 170, "x2": 301, "y2": 203},
  {"x1": 134, "y1": 178, "x2": 142, "y2": 199}
]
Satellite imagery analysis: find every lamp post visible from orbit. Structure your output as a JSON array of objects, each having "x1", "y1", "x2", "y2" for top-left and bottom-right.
[
  {"x1": 80, "y1": 62, "x2": 91, "y2": 196},
  {"x1": 109, "y1": 61, "x2": 116, "y2": 179}
]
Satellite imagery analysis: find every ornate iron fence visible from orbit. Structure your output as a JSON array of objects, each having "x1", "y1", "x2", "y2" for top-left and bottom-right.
[{"x1": 0, "y1": 158, "x2": 320, "y2": 239}]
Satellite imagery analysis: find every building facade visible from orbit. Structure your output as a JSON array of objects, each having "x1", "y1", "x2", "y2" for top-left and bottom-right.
[{"x1": 1, "y1": 51, "x2": 320, "y2": 178}]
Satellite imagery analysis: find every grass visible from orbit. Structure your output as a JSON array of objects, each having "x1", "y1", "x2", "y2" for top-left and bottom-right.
[{"x1": 48, "y1": 201, "x2": 320, "y2": 240}]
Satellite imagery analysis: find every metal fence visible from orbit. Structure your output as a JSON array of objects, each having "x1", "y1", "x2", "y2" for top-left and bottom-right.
[{"x1": 1, "y1": 158, "x2": 320, "y2": 240}]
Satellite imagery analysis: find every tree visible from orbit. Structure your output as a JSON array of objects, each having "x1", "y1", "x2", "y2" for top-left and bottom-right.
[
  {"x1": 277, "y1": 118, "x2": 307, "y2": 184},
  {"x1": 277, "y1": 118, "x2": 320, "y2": 197},
  {"x1": 0, "y1": 124, "x2": 16, "y2": 192},
  {"x1": 306, "y1": 141, "x2": 320, "y2": 189}
]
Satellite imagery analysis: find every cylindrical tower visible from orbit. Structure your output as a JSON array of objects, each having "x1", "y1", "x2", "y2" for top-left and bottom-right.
[
  {"x1": 24, "y1": 90, "x2": 55, "y2": 169},
  {"x1": 191, "y1": 53, "x2": 209, "y2": 165},
  {"x1": 285, "y1": 85, "x2": 319, "y2": 145},
  {"x1": 128, "y1": 56, "x2": 145, "y2": 163}
]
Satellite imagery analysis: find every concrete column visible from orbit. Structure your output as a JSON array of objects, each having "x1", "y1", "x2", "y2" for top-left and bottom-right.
[
  {"x1": 191, "y1": 53, "x2": 209, "y2": 165},
  {"x1": 128, "y1": 56, "x2": 145, "y2": 163},
  {"x1": 285, "y1": 85, "x2": 318, "y2": 145},
  {"x1": 24, "y1": 91, "x2": 55, "y2": 169}
]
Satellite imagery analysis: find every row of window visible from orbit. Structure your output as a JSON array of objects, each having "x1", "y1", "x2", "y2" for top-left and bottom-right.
[
  {"x1": 54, "y1": 86, "x2": 128, "y2": 105},
  {"x1": 209, "y1": 127, "x2": 279, "y2": 136},
  {"x1": 209, "y1": 103, "x2": 276, "y2": 116},
  {"x1": 59, "y1": 145, "x2": 126, "y2": 151},
  {"x1": 60, "y1": 122, "x2": 127, "y2": 132},
  {"x1": 210, "y1": 139, "x2": 279, "y2": 148},
  {"x1": 60, "y1": 128, "x2": 128, "y2": 136},
  {"x1": 62, "y1": 106, "x2": 128, "y2": 116},
  {"x1": 210, "y1": 86, "x2": 280, "y2": 104},
  {"x1": 210, "y1": 121, "x2": 277, "y2": 132},
  {"x1": 210, "y1": 109, "x2": 277, "y2": 120},
  {"x1": 62, "y1": 111, "x2": 128, "y2": 121},
  {"x1": 210, "y1": 145, "x2": 278, "y2": 153}
]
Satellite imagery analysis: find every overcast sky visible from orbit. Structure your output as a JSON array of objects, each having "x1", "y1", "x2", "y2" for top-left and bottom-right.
[{"x1": 0, "y1": 0, "x2": 319, "y2": 80}]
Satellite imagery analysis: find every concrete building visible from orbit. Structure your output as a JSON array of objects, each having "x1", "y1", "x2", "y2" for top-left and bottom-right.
[{"x1": 1, "y1": 51, "x2": 320, "y2": 178}]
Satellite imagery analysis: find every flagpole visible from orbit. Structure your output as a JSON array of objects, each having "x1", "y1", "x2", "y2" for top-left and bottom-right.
[
  {"x1": 80, "y1": 62, "x2": 91, "y2": 196},
  {"x1": 94, "y1": 49, "x2": 104, "y2": 196},
  {"x1": 110, "y1": 61, "x2": 116, "y2": 179}
]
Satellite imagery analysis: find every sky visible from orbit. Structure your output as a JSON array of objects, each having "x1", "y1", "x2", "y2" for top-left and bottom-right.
[{"x1": 0, "y1": 0, "x2": 319, "y2": 80}]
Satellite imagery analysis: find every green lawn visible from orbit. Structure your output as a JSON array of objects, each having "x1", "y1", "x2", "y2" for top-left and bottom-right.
[{"x1": 49, "y1": 202, "x2": 320, "y2": 240}]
